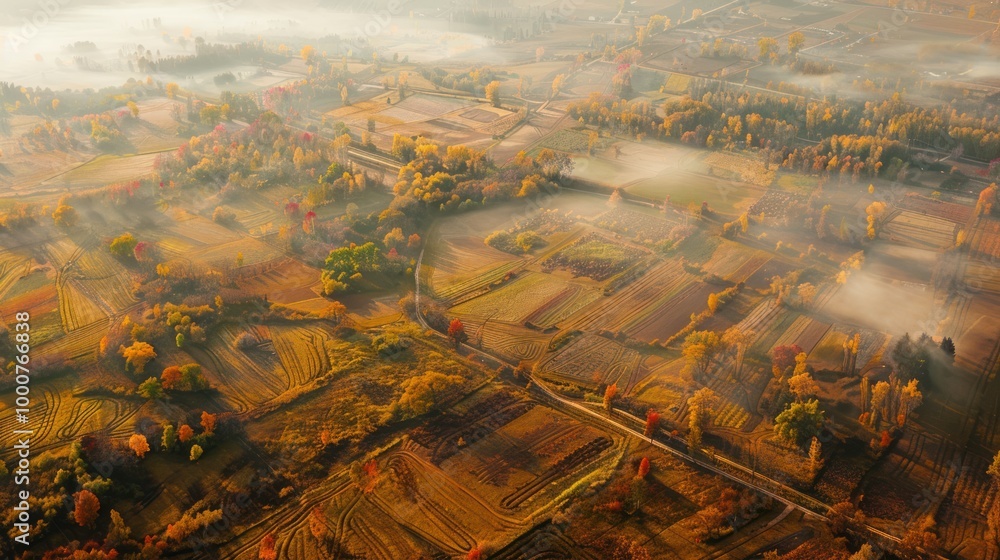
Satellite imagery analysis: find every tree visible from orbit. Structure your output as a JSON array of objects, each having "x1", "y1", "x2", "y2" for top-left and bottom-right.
[
  {"x1": 259, "y1": 533, "x2": 277, "y2": 560},
  {"x1": 200, "y1": 411, "x2": 217, "y2": 434},
  {"x1": 120, "y1": 341, "x2": 156, "y2": 374},
  {"x1": 301, "y1": 45, "x2": 316, "y2": 61},
  {"x1": 178, "y1": 424, "x2": 194, "y2": 443},
  {"x1": 109, "y1": 232, "x2": 138, "y2": 258},
  {"x1": 681, "y1": 331, "x2": 724, "y2": 379},
  {"x1": 644, "y1": 409, "x2": 661, "y2": 437},
  {"x1": 485, "y1": 81, "x2": 501, "y2": 108},
  {"x1": 848, "y1": 544, "x2": 877, "y2": 560},
  {"x1": 383, "y1": 227, "x2": 405, "y2": 250},
  {"x1": 722, "y1": 327, "x2": 754, "y2": 380},
  {"x1": 73, "y1": 489, "x2": 101, "y2": 527},
  {"x1": 827, "y1": 501, "x2": 861, "y2": 535},
  {"x1": 687, "y1": 388, "x2": 718, "y2": 452},
  {"x1": 788, "y1": 371, "x2": 819, "y2": 402},
  {"x1": 551, "y1": 74, "x2": 565, "y2": 98},
  {"x1": 127, "y1": 100, "x2": 140, "y2": 118},
  {"x1": 898, "y1": 378, "x2": 923, "y2": 425},
  {"x1": 788, "y1": 31, "x2": 806, "y2": 53},
  {"x1": 161, "y1": 423, "x2": 177, "y2": 451},
  {"x1": 865, "y1": 201, "x2": 887, "y2": 239},
  {"x1": 176, "y1": 332, "x2": 186, "y2": 348},
  {"x1": 607, "y1": 188, "x2": 623, "y2": 208},
  {"x1": 757, "y1": 37, "x2": 779, "y2": 61},
  {"x1": 637, "y1": 457, "x2": 650, "y2": 479},
  {"x1": 52, "y1": 203, "x2": 78, "y2": 227},
  {"x1": 797, "y1": 283, "x2": 816, "y2": 307},
  {"x1": 166, "y1": 82, "x2": 180, "y2": 98},
  {"x1": 106, "y1": 509, "x2": 132, "y2": 549},
  {"x1": 190, "y1": 444, "x2": 204, "y2": 461},
  {"x1": 940, "y1": 337, "x2": 956, "y2": 359},
  {"x1": 308, "y1": 507, "x2": 328, "y2": 544},
  {"x1": 447, "y1": 318, "x2": 467, "y2": 347},
  {"x1": 603, "y1": 383, "x2": 618, "y2": 413},
  {"x1": 398, "y1": 371, "x2": 464, "y2": 416},
  {"x1": 774, "y1": 399, "x2": 825, "y2": 446},
  {"x1": 138, "y1": 377, "x2": 163, "y2": 400},
  {"x1": 808, "y1": 436, "x2": 824, "y2": 474},
  {"x1": 870, "y1": 380, "x2": 891, "y2": 425},
  {"x1": 128, "y1": 434, "x2": 151, "y2": 458},
  {"x1": 772, "y1": 344, "x2": 804, "y2": 377}
]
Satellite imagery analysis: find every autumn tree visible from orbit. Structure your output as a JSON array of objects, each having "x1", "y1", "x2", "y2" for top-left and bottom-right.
[
  {"x1": 551, "y1": 74, "x2": 566, "y2": 98},
  {"x1": 644, "y1": 409, "x2": 661, "y2": 438},
  {"x1": 109, "y1": 232, "x2": 138, "y2": 258},
  {"x1": 52, "y1": 203, "x2": 78, "y2": 227},
  {"x1": 301, "y1": 45, "x2": 316, "y2": 62},
  {"x1": 200, "y1": 411, "x2": 217, "y2": 434},
  {"x1": 178, "y1": 424, "x2": 195, "y2": 443},
  {"x1": 398, "y1": 370, "x2": 464, "y2": 416},
  {"x1": 73, "y1": 489, "x2": 101, "y2": 527},
  {"x1": 722, "y1": 327, "x2": 754, "y2": 380},
  {"x1": 757, "y1": 37, "x2": 779, "y2": 61},
  {"x1": 808, "y1": 436, "x2": 824, "y2": 475},
  {"x1": 865, "y1": 201, "x2": 887, "y2": 239},
  {"x1": 447, "y1": 318, "x2": 467, "y2": 347},
  {"x1": 259, "y1": 533, "x2": 277, "y2": 560},
  {"x1": 898, "y1": 378, "x2": 923, "y2": 426},
  {"x1": 603, "y1": 383, "x2": 618, "y2": 414},
  {"x1": 637, "y1": 457, "x2": 650, "y2": 479},
  {"x1": 687, "y1": 388, "x2": 718, "y2": 453},
  {"x1": 308, "y1": 507, "x2": 328, "y2": 545},
  {"x1": 485, "y1": 81, "x2": 501, "y2": 108},
  {"x1": 106, "y1": 509, "x2": 132, "y2": 549},
  {"x1": 120, "y1": 341, "x2": 156, "y2": 374},
  {"x1": 788, "y1": 31, "x2": 806, "y2": 53},
  {"x1": 128, "y1": 434, "x2": 151, "y2": 458},
  {"x1": 771, "y1": 344, "x2": 804, "y2": 378},
  {"x1": 681, "y1": 330, "x2": 725, "y2": 379},
  {"x1": 190, "y1": 444, "x2": 204, "y2": 461}
]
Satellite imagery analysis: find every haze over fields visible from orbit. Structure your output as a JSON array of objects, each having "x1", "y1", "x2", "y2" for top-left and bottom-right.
[{"x1": 1, "y1": 0, "x2": 1000, "y2": 559}]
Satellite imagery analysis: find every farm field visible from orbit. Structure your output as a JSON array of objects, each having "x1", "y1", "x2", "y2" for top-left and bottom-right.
[{"x1": 3, "y1": 1, "x2": 1000, "y2": 557}]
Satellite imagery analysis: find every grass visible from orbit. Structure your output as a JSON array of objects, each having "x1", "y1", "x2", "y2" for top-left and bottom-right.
[
  {"x1": 625, "y1": 171, "x2": 758, "y2": 214},
  {"x1": 558, "y1": 239, "x2": 635, "y2": 268},
  {"x1": 536, "y1": 129, "x2": 614, "y2": 155},
  {"x1": 775, "y1": 172, "x2": 820, "y2": 193}
]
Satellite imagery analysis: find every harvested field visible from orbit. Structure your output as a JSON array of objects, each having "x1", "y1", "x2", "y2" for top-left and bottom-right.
[
  {"x1": 538, "y1": 334, "x2": 643, "y2": 389},
  {"x1": 268, "y1": 323, "x2": 336, "y2": 387},
  {"x1": 884, "y1": 210, "x2": 957, "y2": 249},
  {"x1": 450, "y1": 272, "x2": 573, "y2": 324},
  {"x1": 73, "y1": 248, "x2": 137, "y2": 313},
  {"x1": 541, "y1": 233, "x2": 647, "y2": 281}
]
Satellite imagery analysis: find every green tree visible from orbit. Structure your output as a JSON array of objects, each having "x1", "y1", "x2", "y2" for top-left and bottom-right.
[
  {"x1": 774, "y1": 399, "x2": 825, "y2": 446},
  {"x1": 109, "y1": 233, "x2": 138, "y2": 258},
  {"x1": 137, "y1": 377, "x2": 164, "y2": 400},
  {"x1": 161, "y1": 423, "x2": 177, "y2": 451}
]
